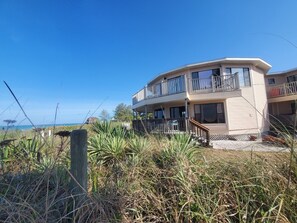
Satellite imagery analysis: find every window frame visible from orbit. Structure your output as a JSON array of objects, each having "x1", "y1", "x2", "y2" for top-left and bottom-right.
[
  {"x1": 225, "y1": 67, "x2": 251, "y2": 87},
  {"x1": 194, "y1": 102, "x2": 225, "y2": 124},
  {"x1": 191, "y1": 68, "x2": 220, "y2": 90},
  {"x1": 154, "y1": 108, "x2": 164, "y2": 119},
  {"x1": 170, "y1": 106, "x2": 186, "y2": 119},
  {"x1": 268, "y1": 78, "x2": 276, "y2": 85},
  {"x1": 287, "y1": 74, "x2": 297, "y2": 83},
  {"x1": 167, "y1": 75, "x2": 185, "y2": 94}
]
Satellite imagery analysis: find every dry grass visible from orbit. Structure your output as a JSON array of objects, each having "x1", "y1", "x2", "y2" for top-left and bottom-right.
[{"x1": 0, "y1": 122, "x2": 296, "y2": 222}]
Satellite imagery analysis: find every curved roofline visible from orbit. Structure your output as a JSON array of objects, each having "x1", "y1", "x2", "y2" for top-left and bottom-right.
[
  {"x1": 267, "y1": 67, "x2": 297, "y2": 76},
  {"x1": 147, "y1": 57, "x2": 271, "y2": 85}
]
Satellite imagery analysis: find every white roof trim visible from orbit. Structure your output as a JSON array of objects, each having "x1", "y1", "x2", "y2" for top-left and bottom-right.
[
  {"x1": 268, "y1": 67, "x2": 297, "y2": 76},
  {"x1": 147, "y1": 57, "x2": 272, "y2": 85}
]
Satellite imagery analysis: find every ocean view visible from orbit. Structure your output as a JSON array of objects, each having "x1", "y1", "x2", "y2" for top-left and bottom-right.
[{"x1": 0, "y1": 123, "x2": 80, "y2": 131}]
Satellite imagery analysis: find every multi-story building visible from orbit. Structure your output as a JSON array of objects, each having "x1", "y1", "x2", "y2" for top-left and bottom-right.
[
  {"x1": 132, "y1": 58, "x2": 296, "y2": 144},
  {"x1": 265, "y1": 68, "x2": 297, "y2": 126}
]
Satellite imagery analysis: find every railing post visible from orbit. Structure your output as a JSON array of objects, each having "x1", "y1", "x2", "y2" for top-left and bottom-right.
[
  {"x1": 188, "y1": 77, "x2": 192, "y2": 94},
  {"x1": 162, "y1": 80, "x2": 168, "y2": 95},
  {"x1": 184, "y1": 74, "x2": 188, "y2": 93},
  {"x1": 283, "y1": 83, "x2": 287, "y2": 96},
  {"x1": 70, "y1": 129, "x2": 88, "y2": 194},
  {"x1": 144, "y1": 86, "x2": 147, "y2": 99},
  {"x1": 211, "y1": 75, "x2": 215, "y2": 92},
  {"x1": 206, "y1": 131, "x2": 210, "y2": 147},
  {"x1": 235, "y1": 73, "x2": 240, "y2": 89}
]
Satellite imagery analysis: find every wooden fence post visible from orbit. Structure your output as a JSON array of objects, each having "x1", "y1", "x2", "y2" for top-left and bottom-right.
[{"x1": 70, "y1": 129, "x2": 88, "y2": 194}]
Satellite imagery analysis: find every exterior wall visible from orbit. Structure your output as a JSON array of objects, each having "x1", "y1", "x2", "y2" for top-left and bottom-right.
[
  {"x1": 265, "y1": 75, "x2": 287, "y2": 86},
  {"x1": 251, "y1": 66, "x2": 270, "y2": 132},
  {"x1": 221, "y1": 64, "x2": 269, "y2": 134},
  {"x1": 269, "y1": 101, "x2": 293, "y2": 116},
  {"x1": 226, "y1": 89, "x2": 259, "y2": 135}
]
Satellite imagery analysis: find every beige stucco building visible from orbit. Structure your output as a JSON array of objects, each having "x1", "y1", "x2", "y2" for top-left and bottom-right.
[
  {"x1": 265, "y1": 68, "x2": 297, "y2": 126},
  {"x1": 132, "y1": 58, "x2": 296, "y2": 141}
]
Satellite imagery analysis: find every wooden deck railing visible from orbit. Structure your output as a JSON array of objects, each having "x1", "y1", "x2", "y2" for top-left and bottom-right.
[
  {"x1": 189, "y1": 118, "x2": 210, "y2": 146},
  {"x1": 268, "y1": 81, "x2": 297, "y2": 98},
  {"x1": 132, "y1": 118, "x2": 186, "y2": 134}
]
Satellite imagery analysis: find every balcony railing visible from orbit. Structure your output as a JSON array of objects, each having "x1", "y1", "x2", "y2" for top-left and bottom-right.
[
  {"x1": 189, "y1": 74, "x2": 239, "y2": 94},
  {"x1": 267, "y1": 81, "x2": 297, "y2": 98},
  {"x1": 133, "y1": 76, "x2": 186, "y2": 105},
  {"x1": 132, "y1": 74, "x2": 240, "y2": 105}
]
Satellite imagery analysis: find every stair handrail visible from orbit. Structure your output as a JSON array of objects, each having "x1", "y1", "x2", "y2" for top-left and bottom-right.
[
  {"x1": 189, "y1": 118, "x2": 210, "y2": 146},
  {"x1": 189, "y1": 118, "x2": 209, "y2": 132}
]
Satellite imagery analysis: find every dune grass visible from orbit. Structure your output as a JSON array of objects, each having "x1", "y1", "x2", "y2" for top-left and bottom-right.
[{"x1": 0, "y1": 121, "x2": 296, "y2": 222}]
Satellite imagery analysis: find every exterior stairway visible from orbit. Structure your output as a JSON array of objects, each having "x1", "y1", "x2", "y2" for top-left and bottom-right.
[{"x1": 189, "y1": 118, "x2": 210, "y2": 147}]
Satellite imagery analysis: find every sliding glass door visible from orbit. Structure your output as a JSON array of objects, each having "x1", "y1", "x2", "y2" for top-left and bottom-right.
[{"x1": 167, "y1": 75, "x2": 185, "y2": 94}]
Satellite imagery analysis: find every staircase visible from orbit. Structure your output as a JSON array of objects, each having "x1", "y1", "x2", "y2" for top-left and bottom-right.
[{"x1": 189, "y1": 118, "x2": 210, "y2": 146}]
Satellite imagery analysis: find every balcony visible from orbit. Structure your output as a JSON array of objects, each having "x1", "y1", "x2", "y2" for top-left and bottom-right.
[
  {"x1": 267, "y1": 81, "x2": 297, "y2": 99},
  {"x1": 189, "y1": 74, "x2": 239, "y2": 94},
  {"x1": 132, "y1": 74, "x2": 240, "y2": 106},
  {"x1": 132, "y1": 76, "x2": 186, "y2": 105}
]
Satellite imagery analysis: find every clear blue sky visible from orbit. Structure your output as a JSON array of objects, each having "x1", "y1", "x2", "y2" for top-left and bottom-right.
[{"x1": 0, "y1": 0, "x2": 297, "y2": 125}]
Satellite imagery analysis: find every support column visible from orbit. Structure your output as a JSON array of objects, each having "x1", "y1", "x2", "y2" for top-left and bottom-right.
[
  {"x1": 185, "y1": 98, "x2": 189, "y2": 133},
  {"x1": 145, "y1": 105, "x2": 148, "y2": 119}
]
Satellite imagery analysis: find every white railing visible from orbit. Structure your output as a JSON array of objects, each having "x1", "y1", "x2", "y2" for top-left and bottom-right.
[
  {"x1": 268, "y1": 81, "x2": 297, "y2": 98},
  {"x1": 189, "y1": 74, "x2": 239, "y2": 94},
  {"x1": 133, "y1": 74, "x2": 242, "y2": 105},
  {"x1": 132, "y1": 88, "x2": 145, "y2": 105},
  {"x1": 133, "y1": 76, "x2": 186, "y2": 105}
]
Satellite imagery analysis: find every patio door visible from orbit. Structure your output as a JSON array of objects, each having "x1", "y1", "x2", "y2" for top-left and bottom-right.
[
  {"x1": 167, "y1": 76, "x2": 185, "y2": 94},
  {"x1": 170, "y1": 106, "x2": 186, "y2": 119},
  {"x1": 194, "y1": 103, "x2": 225, "y2": 123}
]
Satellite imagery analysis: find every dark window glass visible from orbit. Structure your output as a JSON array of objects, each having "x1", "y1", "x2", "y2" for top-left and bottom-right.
[
  {"x1": 154, "y1": 83, "x2": 162, "y2": 96},
  {"x1": 170, "y1": 106, "x2": 186, "y2": 119},
  {"x1": 154, "y1": 109, "x2": 164, "y2": 119},
  {"x1": 167, "y1": 76, "x2": 185, "y2": 94},
  {"x1": 225, "y1": 67, "x2": 250, "y2": 87},
  {"x1": 243, "y1": 68, "x2": 251, "y2": 86},
  {"x1": 287, "y1": 75, "x2": 297, "y2": 83},
  {"x1": 191, "y1": 68, "x2": 220, "y2": 90},
  {"x1": 194, "y1": 103, "x2": 225, "y2": 124},
  {"x1": 268, "y1": 78, "x2": 275, "y2": 85}
]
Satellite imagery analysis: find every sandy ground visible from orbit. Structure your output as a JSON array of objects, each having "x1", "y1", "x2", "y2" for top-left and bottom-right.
[{"x1": 211, "y1": 140, "x2": 289, "y2": 152}]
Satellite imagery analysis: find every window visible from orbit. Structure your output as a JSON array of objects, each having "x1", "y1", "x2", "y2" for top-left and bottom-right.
[
  {"x1": 154, "y1": 83, "x2": 162, "y2": 96},
  {"x1": 194, "y1": 103, "x2": 225, "y2": 124},
  {"x1": 192, "y1": 68, "x2": 220, "y2": 90},
  {"x1": 167, "y1": 75, "x2": 185, "y2": 94},
  {"x1": 287, "y1": 74, "x2": 297, "y2": 83},
  {"x1": 268, "y1": 78, "x2": 275, "y2": 85},
  {"x1": 170, "y1": 106, "x2": 186, "y2": 119},
  {"x1": 226, "y1": 67, "x2": 250, "y2": 87},
  {"x1": 154, "y1": 109, "x2": 164, "y2": 119}
]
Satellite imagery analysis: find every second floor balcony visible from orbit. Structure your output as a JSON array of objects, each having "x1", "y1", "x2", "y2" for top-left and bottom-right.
[
  {"x1": 132, "y1": 74, "x2": 240, "y2": 105},
  {"x1": 267, "y1": 81, "x2": 297, "y2": 99}
]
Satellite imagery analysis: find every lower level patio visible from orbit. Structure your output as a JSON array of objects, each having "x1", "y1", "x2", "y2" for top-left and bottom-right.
[{"x1": 132, "y1": 118, "x2": 186, "y2": 134}]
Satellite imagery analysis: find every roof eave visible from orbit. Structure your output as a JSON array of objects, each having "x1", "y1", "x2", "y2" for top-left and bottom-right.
[{"x1": 147, "y1": 58, "x2": 271, "y2": 85}]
